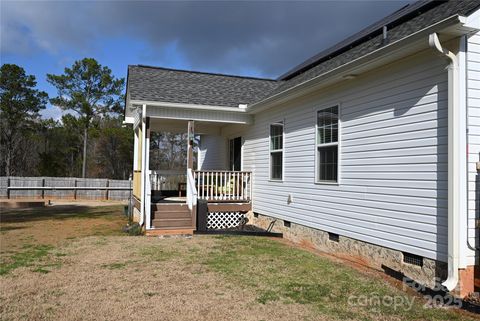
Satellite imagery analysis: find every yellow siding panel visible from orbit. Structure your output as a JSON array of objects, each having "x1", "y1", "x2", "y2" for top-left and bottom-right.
[{"x1": 133, "y1": 170, "x2": 142, "y2": 200}]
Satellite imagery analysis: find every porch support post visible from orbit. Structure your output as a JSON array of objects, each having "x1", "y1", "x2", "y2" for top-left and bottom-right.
[
  {"x1": 145, "y1": 115, "x2": 151, "y2": 229},
  {"x1": 187, "y1": 120, "x2": 195, "y2": 170},
  {"x1": 140, "y1": 104, "x2": 152, "y2": 228}
]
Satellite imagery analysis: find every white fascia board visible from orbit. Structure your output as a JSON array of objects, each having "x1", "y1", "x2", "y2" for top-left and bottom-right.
[
  {"x1": 248, "y1": 15, "x2": 465, "y2": 114},
  {"x1": 142, "y1": 102, "x2": 253, "y2": 124},
  {"x1": 130, "y1": 100, "x2": 248, "y2": 113}
]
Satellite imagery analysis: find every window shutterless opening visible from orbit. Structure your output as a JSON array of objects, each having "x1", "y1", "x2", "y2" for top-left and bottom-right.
[
  {"x1": 283, "y1": 220, "x2": 291, "y2": 228},
  {"x1": 270, "y1": 121, "x2": 284, "y2": 180},
  {"x1": 316, "y1": 106, "x2": 339, "y2": 183},
  {"x1": 229, "y1": 136, "x2": 242, "y2": 171}
]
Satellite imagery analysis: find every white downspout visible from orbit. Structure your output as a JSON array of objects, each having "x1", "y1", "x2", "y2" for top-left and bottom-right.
[
  {"x1": 429, "y1": 33, "x2": 459, "y2": 292},
  {"x1": 139, "y1": 104, "x2": 147, "y2": 227}
]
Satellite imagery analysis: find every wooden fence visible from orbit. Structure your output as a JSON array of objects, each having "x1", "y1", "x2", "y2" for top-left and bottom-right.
[{"x1": 0, "y1": 177, "x2": 132, "y2": 201}]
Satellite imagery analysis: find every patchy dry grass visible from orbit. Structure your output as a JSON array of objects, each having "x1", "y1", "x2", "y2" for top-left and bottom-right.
[
  {"x1": 0, "y1": 204, "x2": 126, "y2": 277},
  {"x1": 0, "y1": 204, "x2": 125, "y2": 252},
  {"x1": 0, "y1": 204, "x2": 477, "y2": 321}
]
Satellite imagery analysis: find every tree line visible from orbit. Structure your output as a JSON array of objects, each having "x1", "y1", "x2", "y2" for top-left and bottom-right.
[{"x1": 0, "y1": 59, "x2": 133, "y2": 179}]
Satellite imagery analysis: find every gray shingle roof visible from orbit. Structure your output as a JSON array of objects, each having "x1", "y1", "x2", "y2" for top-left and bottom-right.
[
  {"x1": 126, "y1": 0, "x2": 480, "y2": 108},
  {"x1": 127, "y1": 65, "x2": 280, "y2": 107}
]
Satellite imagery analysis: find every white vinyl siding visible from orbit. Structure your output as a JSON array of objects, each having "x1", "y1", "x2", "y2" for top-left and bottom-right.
[
  {"x1": 239, "y1": 50, "x2": 449, "y2": 261},
  {"x1": 198, "y1": 135, "x2": 228, "y2": 170},
  {"x1": 467, "y1": 31, "x2": 480, "y2": 266}
]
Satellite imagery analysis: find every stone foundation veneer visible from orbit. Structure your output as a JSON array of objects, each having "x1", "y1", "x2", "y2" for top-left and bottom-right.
[{"x1": 247, "y1": 211, "x2": 448, "y2": 291}]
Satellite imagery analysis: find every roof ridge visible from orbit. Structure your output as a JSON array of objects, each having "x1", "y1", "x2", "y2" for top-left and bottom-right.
[{"x1": 130, "y1": 64, "x2": 279, "y2": 82}]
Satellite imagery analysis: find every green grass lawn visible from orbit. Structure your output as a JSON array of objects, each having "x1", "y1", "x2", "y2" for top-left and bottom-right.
[{"x1": 200, "y1": 236, "x2": 472, "y2": 321}]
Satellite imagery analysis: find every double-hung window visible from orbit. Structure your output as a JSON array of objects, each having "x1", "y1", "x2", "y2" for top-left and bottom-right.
[
  {"x1": 270, "y1": 122, "x2": 284, "y2": 180},
  {"x1": 316, "y1": 106, "x2": 339, "y2": 182}
]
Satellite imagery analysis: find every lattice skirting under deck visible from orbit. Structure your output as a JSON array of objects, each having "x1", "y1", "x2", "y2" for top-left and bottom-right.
[{"x1": 207, "y1": 212, "x2": 245, "y2": 230}]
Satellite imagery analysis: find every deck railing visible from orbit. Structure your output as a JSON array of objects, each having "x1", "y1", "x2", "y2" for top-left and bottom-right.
[{"x1": 193, "y1": 170, "x2": 251, "y2": 202}]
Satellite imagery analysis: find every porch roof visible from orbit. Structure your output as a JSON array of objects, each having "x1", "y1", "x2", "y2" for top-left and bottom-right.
[{"x1": 126, "y1": 65, "x2": 280, "y2": 108}]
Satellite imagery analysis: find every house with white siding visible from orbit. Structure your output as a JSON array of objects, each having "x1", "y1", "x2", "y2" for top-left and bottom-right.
[{"x1": 124, "y1": 0, "x2": 480, "y2": 298}]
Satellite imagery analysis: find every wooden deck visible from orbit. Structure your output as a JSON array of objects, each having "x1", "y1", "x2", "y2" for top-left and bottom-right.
[{"x1": 147, "y1": 169, "x2": 252, "y2": 235}]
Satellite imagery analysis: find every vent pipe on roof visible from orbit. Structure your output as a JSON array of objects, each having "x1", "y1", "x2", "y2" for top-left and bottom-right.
[
  {"x1": 382, "y1": 26, "x2": 389, "y2": 45},
  {"x1": 429, "y1": 32, "x2": 460, "y2": 293}
]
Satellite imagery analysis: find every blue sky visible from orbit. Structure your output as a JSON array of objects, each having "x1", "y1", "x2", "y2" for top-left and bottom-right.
[{"x1": 1, "y1": 0, "x2": 411, "y2": 120}]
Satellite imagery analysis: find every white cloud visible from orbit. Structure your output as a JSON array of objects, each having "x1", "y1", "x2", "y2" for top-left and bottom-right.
[{"x1": 40, "y1": 105, "x2": 64, "y2": 120}]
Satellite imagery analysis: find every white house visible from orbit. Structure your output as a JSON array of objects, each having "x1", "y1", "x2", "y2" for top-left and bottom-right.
[{"x1": 124, "y1": 0, "x2": 480, "y2": 298}]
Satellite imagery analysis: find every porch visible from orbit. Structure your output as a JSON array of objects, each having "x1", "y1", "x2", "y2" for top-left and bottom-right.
[
  {"x1": 148, "y1": 169, "x2": 252, "y2": 232},
  {"x1": 130, "y1": 110, "x2": 253, "y2": 235}
]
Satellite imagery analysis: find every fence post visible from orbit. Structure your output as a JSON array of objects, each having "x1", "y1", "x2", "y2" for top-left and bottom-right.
[
  {"x1": 41, "y1": 178, "x2": 45, "y2": 199},
  {"x1": 7, "y1": 177, "x2": 10, "y2": 199},
  {"x1": 73, "y1": 179, "x2": 77, "y2": 200},
  {"x1": 105, "y1": 180, "x2": 109, "y2": 201}
]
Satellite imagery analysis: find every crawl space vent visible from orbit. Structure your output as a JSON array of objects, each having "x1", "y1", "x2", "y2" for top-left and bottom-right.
[
  {"x1": 403, "y1": 252, "x2": 423, "y2": 267},
  {"x1": 328, "y1": 232, "x2": 340, "y2": 242}
]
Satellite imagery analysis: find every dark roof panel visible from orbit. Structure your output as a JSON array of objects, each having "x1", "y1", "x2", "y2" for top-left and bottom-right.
[
  {"x1": 278, "y1": 0, "x2": 436, "y2": 80},
  {"x1": 271, "y1": 0, "x2": 480, "y2": 96}
]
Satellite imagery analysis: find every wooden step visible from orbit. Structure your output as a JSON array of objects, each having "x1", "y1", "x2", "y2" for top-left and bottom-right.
[
  {"x1": 152, "y1": 218, "x2": 192, "y2": 228},
  {"x1": 146, "y1": 228, "x2": 194, "y2": 236},
  {"x1": 152, "y1": 211, "x2": 191, "y2": 219},
  {"x1": 151, "y1": 203, "x2": 189, "y2": 211}
]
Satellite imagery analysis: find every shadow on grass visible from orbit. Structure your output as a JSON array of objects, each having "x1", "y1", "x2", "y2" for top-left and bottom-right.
[
  {"x1": 0, "y1": 225, "x2": 27, "y2": 233},
  {"x1": 0, "y1": 205, "x2": 123, "y2": 223}
]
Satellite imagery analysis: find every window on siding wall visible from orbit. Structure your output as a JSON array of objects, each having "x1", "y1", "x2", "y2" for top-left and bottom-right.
[
  {"x1": 316, "y1": 106, "x2": 339, "y2": 182},
  {"x1": 270, "y1": 122, "x2": 284, "y2": 180}
]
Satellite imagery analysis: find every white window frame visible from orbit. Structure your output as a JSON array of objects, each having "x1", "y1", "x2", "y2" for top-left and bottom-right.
[
  {"x1": 269, "y1": 121, "x2": 284, "y2": 181},
  {"x1": 315, "y1": 105, "x2": 341, "y2": 185}
]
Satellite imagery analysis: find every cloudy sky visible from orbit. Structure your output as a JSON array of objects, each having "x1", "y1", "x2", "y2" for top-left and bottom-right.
[{"x1": 1, "y1": 0, "x2": 411, "y2": 119}]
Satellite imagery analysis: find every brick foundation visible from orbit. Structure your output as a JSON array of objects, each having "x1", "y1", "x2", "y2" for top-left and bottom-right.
[{"x1": 458, "y1": 266, "x2": 476, "y2": 298}]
